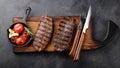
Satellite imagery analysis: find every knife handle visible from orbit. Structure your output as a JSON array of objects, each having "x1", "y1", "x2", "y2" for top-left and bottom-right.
[
  {"x1": 74, "y1": 32, "x2": 85, "y2": 61},
  {"x1": 69, "y1": 28, "x2": 81, "y2": 58}
]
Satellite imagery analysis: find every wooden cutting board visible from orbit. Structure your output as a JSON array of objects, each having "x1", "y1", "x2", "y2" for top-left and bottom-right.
[{"x1": 13, "y1": 16, "x2": 100, "y2": 53}]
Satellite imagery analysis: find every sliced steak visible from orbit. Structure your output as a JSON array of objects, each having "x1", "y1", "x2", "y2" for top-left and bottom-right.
[
  {"x1": 33, "y1": 16, "x2": 53, "y2": 51},
  {"x1": 54, "y1": 17, "x2": 75, "y2": 51}
]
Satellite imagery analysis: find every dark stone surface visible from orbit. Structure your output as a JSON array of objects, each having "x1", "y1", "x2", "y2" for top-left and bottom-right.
[{"x1": 0, "y1": 0, "x2": 120, "y2": 68}]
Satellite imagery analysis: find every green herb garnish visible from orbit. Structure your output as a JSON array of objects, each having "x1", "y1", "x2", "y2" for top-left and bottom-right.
[{"x1": 24, "y1": 27, "x2": 33, "y2": 36}]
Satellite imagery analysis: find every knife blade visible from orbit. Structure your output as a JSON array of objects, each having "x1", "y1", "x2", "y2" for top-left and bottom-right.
[{"x1": 82, "y1": 6, "x2": 91, "y2": 33}]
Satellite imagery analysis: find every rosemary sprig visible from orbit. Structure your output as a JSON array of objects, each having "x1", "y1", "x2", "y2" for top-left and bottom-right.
[{"x1": 24, "y1": 27, "x2": 33, "y2": 36}]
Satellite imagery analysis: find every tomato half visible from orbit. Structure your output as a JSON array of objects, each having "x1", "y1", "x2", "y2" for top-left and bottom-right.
[
  {"x1": 15, "y1": 32, "x2": 29, "y2": 45},
  {"x1": 13, "y1": 23, "x2": 24, "y2": 33},
  {"x1": 15, "y1": 37, "x2": 25, "y2": 45}
]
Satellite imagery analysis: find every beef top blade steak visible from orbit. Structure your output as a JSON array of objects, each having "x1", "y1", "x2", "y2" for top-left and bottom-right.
[
  {"x1": 54, "y1": 17, "x2": 75, "y2": 51},
  {"x1": 33, "y1": 16, "x2": 53, "y2": 51}
]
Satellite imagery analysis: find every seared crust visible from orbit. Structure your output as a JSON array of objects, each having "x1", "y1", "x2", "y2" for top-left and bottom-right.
[
  {"x1": 54, "y1": 17, "x2": 75, "y2": 51},
  {"x1": 33, "y1": 16, "x2": 53, "y2": 51}
]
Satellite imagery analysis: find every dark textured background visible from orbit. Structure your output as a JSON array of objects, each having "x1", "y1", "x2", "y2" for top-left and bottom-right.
[{"x1": 0, "y1": 0, "x2": 120, "y2": 68}]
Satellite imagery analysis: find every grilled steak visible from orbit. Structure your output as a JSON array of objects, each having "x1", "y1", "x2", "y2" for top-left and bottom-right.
[
  {"x1": 33, "y1": 16, "x2": 53, "y2": 51},
  {"x1": 54, "y1": 17, "x2": 75, "y2": 51}
]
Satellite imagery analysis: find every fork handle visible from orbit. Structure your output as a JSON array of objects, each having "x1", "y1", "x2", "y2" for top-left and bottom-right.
[{"x1": 69, "y1": 28, "x2": 81, "y2": 58}]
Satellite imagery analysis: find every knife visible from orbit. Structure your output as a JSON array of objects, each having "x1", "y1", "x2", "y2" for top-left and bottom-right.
[{"x1": 74, "y1": 6, "x2": 92, "y2": 61}]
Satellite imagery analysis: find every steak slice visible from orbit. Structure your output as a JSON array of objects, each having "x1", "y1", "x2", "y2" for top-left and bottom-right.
[
  {"x1": 33, "y1": 16, "x2": 53, "y2": 51},
  {"x1": 54, "y1": 17, "x2": 75, "y2": 51}
]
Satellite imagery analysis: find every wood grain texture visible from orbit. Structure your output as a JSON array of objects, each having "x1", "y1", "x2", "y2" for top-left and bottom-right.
[{"x1": 13, "y1": 16, "x2": 100, "y2": 53}]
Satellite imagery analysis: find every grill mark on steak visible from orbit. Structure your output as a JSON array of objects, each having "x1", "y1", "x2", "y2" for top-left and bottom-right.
[
  {"x1": 56, "y1": 31, "x2": 72, "y2": 37},
  {"x1": 33, "y1": 16, "x2": 53, "y2": 51},
  {"x1": 34, "y1": 38, "x2": 42, "y2": 42},
  {"x1": 55, "y1": 35, "x2": 70, "y2": 42},
  {"x1": 42, "y1": 16, "x2": 52, "y2": 21},
  {"x1": 41, "y1": 19, "x2": 52, "y2": 26},
  {"x1": 36, "y1": 30, "x2": 51, "y2": 38},
  {"x1": 35, "y1": 34, "x2": 43, "y2": 39},
  {"x1": 54, "y1": 17, "x2": 75, "y2": 51},
  {"x1": 39, "y1": 22, "x2": 52, "y2": 30},
  {"x1": 33, "y1": 41, "x2": 44, "y2": 51},
  {"x1": 54, "y1": 38, "x2": 68, "y2": 45},
  {"x1": 54, "y1": 44, "x2": 67, "y2": 51}
]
